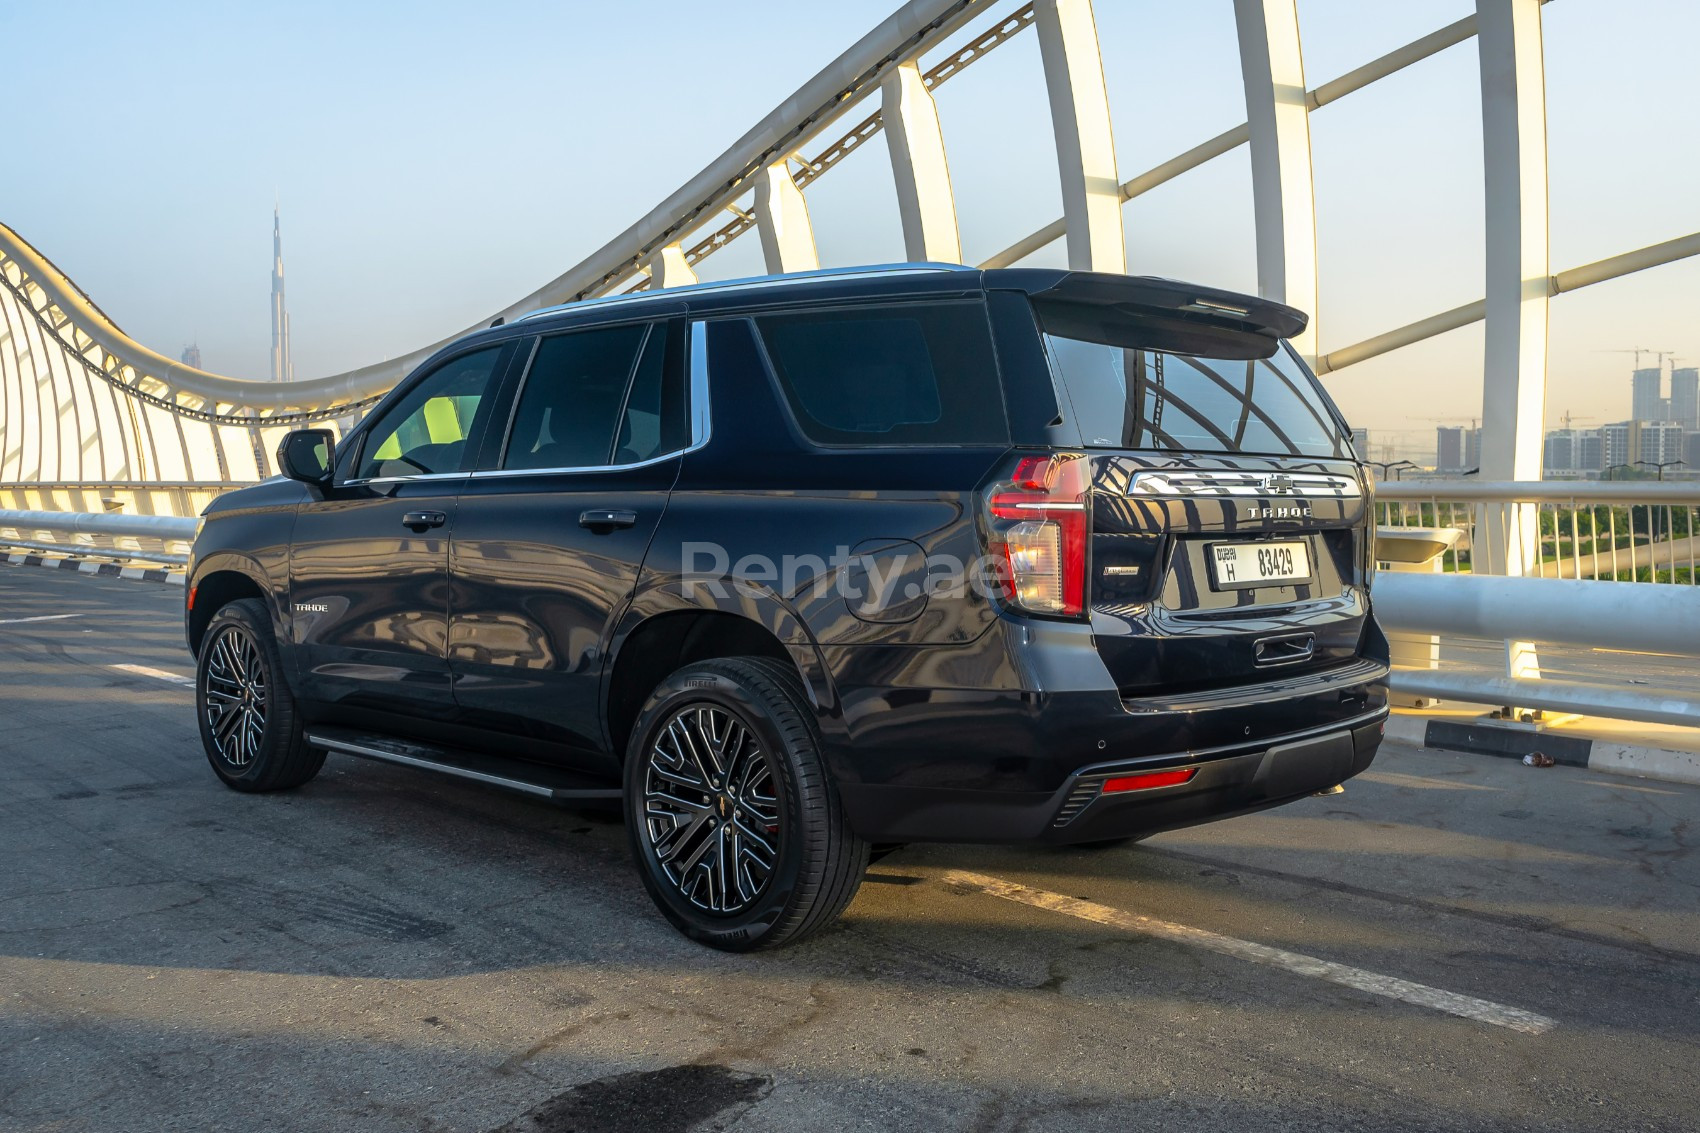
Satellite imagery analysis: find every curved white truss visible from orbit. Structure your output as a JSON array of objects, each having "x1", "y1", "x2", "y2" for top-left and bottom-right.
[{"x1": 2, "y1": 0, "x2": 1696, "y2": 489}]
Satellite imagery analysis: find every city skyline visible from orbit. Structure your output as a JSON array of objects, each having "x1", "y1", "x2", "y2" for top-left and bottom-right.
[
  {"x1": 1421, "y1": 354, "x2": 1700, "y2": 476},
  {"x1": 3, "y1": 0, "x2": 1695, "y2": 447}
]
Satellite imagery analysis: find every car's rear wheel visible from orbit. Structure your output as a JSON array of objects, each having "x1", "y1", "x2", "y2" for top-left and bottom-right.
[
  {"x1": 195, "y1": 598, "x2": 324, "y2": 792},
  {"x1": 624, "y1": 656, "x2": 868, "y2": 951}
]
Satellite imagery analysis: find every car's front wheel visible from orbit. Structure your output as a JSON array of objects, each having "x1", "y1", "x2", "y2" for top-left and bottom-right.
[
  {"x1": 195, "y1": 598, "x2": 324, "y2": 792},
  {"x1": 624, "y1": 657, "x2": 868, "y2": 951}
]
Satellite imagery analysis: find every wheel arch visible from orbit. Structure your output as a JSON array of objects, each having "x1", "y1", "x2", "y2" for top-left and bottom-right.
[
  {"x1": 604, "y1": 584, "x2": 841, "y2": 762},
  {"x1": 187, "y1": 554, "x2": 277, "y2": 657}
]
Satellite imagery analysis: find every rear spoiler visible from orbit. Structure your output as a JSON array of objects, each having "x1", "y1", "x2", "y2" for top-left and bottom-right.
[{"x1": 994, "y1": 269, "x2": 1309, "y2": 343}]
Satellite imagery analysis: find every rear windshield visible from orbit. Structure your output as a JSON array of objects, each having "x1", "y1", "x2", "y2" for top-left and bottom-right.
[
  {"x1": 753, "y1": 301, "x2": 1008, "y2": 446},
  {"x1": 1035, "y1": 300, "x2": 1348, "y2": 458}
]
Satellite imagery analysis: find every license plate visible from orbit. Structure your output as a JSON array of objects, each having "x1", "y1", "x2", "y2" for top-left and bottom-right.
[{"x1": 1208, "y1": 540, "x2": 1311, "y2": 590}]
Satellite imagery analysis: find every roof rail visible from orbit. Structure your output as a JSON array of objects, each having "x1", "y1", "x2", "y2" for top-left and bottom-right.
[{"x1": 517, "y1": 262, "x2": 974, "y2": 323}]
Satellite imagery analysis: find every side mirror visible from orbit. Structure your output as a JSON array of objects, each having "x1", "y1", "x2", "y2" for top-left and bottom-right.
[{"x1": 277, "y1": 429, "x2": 335, "y2": 486}]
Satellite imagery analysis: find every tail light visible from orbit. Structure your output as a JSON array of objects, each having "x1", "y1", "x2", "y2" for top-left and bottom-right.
[{"x1": 985, "y1": 453, "x2": 1090, "y2": 618}]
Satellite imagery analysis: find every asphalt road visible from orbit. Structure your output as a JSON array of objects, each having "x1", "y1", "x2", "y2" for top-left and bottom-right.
[{"x1": 2, "y1": 561, "x2": 1697, "y2": 1132}]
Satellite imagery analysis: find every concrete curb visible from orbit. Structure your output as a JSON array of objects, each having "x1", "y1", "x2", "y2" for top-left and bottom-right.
[
  {"x1": 1387, "y1": 712, "x2": 1700, "y2": 788},
  {"x1": 1, "y1": 551, "x2": 185, "y2": 586}
]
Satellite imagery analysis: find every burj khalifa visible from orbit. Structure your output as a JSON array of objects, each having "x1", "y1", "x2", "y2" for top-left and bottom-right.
[{"x1": 269, "y1": 207, "x2": 293, "y2": 382}]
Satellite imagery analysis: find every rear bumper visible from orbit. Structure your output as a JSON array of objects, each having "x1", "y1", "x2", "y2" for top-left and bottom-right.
[
  {"x1": 1035, "y1": 713, "x2": 1383, "y2": 844},
  {"x1": 831, "y1": 658, "x2": 1388, "y2": 843}
]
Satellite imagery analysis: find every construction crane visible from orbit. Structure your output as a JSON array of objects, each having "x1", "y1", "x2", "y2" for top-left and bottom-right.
[
  {"x1": 1559, "y1": 410, "x2": 1598, "y2": 429},
  {"x1": 1596, "y1": 347, "x2": 1653, "y2": 369},
  {"x1": 1596, "y1": 347, "x2": 1674, "y2": 372}
]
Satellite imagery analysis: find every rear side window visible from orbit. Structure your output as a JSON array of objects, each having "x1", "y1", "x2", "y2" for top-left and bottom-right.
[
  {"x1": 503, "y1": 324, "x2": 651, "y2": 470},
  {"x1": 753, "y1": 302, "x2": 1006, "y2": 445},
  {"x1": 1037, "y1": 301, "x2": 1347, "y2": 459}
]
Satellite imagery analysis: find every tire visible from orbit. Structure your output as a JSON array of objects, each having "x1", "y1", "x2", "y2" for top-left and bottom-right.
[
  {"x1": 624, "y1": 656, "x2": 868, "y2": 951},
  {"x1": 195, "y1": 598, "x2": 325, "y2": 793}
]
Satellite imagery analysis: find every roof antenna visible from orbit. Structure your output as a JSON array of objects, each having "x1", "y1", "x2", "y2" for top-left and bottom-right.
[{"x1": 489, "y1": 316, "x2": 505, "y2": 328}]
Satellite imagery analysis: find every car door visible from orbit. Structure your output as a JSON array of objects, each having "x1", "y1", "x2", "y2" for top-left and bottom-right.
[
  {"x1": 289, "y1": 342, "x2": 515, "y2": 721},
  {"x1": 448, "y1": 318, "x2": 688, "y2": 769}
]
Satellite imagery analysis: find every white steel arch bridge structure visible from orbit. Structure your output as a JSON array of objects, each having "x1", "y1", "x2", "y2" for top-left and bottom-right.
[
  {"x1": 4, "y1": 0, "x2": 1696, "y2": 496},
  {"x1": 1, "y1": 0, "x2": 1697, "y2": 726}
]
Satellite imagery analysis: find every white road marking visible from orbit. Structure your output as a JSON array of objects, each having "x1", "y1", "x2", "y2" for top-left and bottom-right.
[
  {"x1": 109, "y1": 663, "x2": 195, "y2": 688},
  {"x1": 0, "y1": 613, "x2": 85, "y2": 625},
  {"x1": 942, "y1": 869, "x2": 1557, "y2": 1035}
]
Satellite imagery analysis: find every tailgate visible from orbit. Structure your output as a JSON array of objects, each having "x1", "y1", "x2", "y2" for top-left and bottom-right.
[{"x1": 1087, "y1": 455, "x2": 1372, "y2": 695}]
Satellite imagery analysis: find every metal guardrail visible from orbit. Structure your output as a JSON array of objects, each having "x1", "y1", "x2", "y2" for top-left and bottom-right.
[
  {"x1": 0, "y1": 482, "x2": 242, "y2": 520},
  {"x1": 1375, "y1": 572, "x2": 1698, "y2": 658},
  {"x1": 1373, "y1": 494, "x2": 1700, "y2": 727},
  {"x1": 0, "y1": 508, "x2": 197, "y2": 566},
  {"x1": 1377, "y1": 480, "x2": 1700, "y2": 582}
]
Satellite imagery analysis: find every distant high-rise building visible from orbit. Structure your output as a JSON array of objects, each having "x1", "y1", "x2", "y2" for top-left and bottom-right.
[
  {"x1": 1602, "y1": 421, "x2": 1631, "y2": 470},
  {"x1": 1577, "y1": 431, "x2": 1606, "y2": 473},
  {"x1": 1543, "y1": 429, "x2": 1577, "y2": 473},
  {"x1": 180, "y1": 343, "x2": 201, "y2": 369},
  {"x1": 1350, "y1": 427, "x2": 1369, "y2": 457},
  {"x1": 1548, "y1": 426, "x2": 1616, "y2": 474},
  {"x1": 1636, "y1": 421, "x2": 1686, "y2": 468},
  {"x1": 270, "y1": 207, "x2": 293, "y2": 383},
  {"x1": 1671, "y1": 367, "x2": 1698, "y2": 431},
  {"x1": 1631, "y1": 366, "x2": 1666, "y2": 423},
  {"x1": 1436, "y1": 427, "x2": 1461, "y2": 471},
  {"x1": 1435, "y1": 425, "x2": 1479, "y2": 472}
]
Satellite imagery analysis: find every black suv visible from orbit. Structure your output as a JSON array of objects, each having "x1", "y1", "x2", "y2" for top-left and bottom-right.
[{"x1": 186, "y1": 265, "x2": 1387, "y2": 950}]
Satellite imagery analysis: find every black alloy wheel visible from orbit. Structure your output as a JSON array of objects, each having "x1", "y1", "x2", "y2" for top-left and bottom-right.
[
  {"x1": 194, "y1": 598, "x2": 324, "y2": 792},
  {"x1": 624, "y1": 657, "x2": 868, "y2": 950},
  {"x1": 202, "y1": 623, "x2": 268, "y2": 769},
  {"x1": 642, "y1": 703, "x2": 782, "y2": 915}
]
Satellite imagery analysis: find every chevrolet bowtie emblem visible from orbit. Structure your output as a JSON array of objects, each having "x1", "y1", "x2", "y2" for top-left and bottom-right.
[{"x1": 1263, "y1": 474, "x2": 1296, "y2": 494}]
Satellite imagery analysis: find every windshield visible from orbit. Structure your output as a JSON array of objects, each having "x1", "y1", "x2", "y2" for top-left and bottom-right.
[{"x1": 1036, "y1": 302, "x2": 1349, "y2": 459}]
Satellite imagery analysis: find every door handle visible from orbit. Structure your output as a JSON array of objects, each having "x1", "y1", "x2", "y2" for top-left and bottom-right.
[
  {"x1": 401, "y1": 510, "x2": 448, "y2": 531},
  {"x1": 579, "y1": 508, "x2": 638, "y2": 531}
]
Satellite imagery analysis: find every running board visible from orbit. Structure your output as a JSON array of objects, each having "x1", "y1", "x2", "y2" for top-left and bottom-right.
[{"x1": 307, "y1": 727, "x2": 623, "y2": 803}]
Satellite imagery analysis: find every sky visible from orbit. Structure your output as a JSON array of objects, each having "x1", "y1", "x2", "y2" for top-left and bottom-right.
[{"x1": 3, "y1": 0, "x2": 1695, "y2": 463}]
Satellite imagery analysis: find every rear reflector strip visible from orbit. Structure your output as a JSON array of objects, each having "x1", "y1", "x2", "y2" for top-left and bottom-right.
[{"x1": 1101, "y1": 768, "x2": 1198, "y2": 793}]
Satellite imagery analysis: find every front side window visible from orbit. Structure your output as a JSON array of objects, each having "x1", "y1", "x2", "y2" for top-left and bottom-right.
[
  {"x1": 753, "y1": 302, "x2": 1007, "y2": 446},
  {"x1": 502, "y1": 323, "x2": 664, "y2": 470},
  {"x1": 356, "y1": 346, "x2": 504, "y2": 480},
  {"x1": 1037, "y1": 300, "x2": 1347, "y2": 458}
]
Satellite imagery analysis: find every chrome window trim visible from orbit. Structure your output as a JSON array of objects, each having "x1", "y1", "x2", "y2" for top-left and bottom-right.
[
  {"x1": 457, "y1": 320, "x2": 713, "y2": 481},
  {"x1": 464, "y1": 445, "x2": 693, "y2": 480},
  {"x1": 689, "y1": 319, "x2": 711, "y2": 450},
  {"x1": 339, "y1": 313, "x2": 729, "y2": 486},
  {"x1": 343, "y1": 471, "x2": 473, "y2": 487},
  {"x1": 1127, "y1": 470, "x2": 1362, "y2": 499}
]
